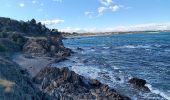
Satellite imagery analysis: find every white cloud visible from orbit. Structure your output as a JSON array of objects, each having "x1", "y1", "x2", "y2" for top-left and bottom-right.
[
  {"x1": 40, "y1": 19, "x2": 64, "y2": 26},
  {"x1": 85, "y1": 11, "x2": 95, "y2": 18},
  {"x1": 32, "y1": 0, "x2": 37, "y2": 4},
  {"x1": 100, "y1": 0, "x2": 113, "y2": 6},
  {"x1": 103, "y1": 23, "x2": 170, "y2": 32},
  {"x1": 85, "y1": 11, "x2": 94, "y2": 16},
  {"x1": 59, "y1": 23, "x2": 170, "y2": 33},
  {"x1": 109, "y1": 5, "x2": 121, "y2": 12},
  {"x1": 53, "y1": 0, "x2": 62, "y2": 2},
  {"x1": 85, "y1": 0, "x2": 124, "y2": 17},
  {"x1": 19, "y1": 3, "x2": 25, "y2": 7},
  {"x1": 98, "y1": 7, "x2": 107, "y2": 15},
  {"x1": 60, "y1": 27, "x2": 83, "y2": 33}
]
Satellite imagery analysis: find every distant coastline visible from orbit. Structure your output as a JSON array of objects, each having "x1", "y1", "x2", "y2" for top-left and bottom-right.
[{"x1": 62, "y1": 30, "x2": 170, "y2": 38}]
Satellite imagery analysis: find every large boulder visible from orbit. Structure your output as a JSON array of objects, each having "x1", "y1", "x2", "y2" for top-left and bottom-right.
[
  {"x1": 128, "y1": 77, "x2": 150, "y2": 92},
  {"x1": 34, "y1": 67, "x2": 130, "y2": 100},
  {"x1": 23, "y1": 37, "x2": 71, "y2": 58}
]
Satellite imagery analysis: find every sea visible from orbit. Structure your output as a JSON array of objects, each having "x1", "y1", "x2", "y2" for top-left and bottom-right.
[{"x1": 53, "y1": 32, "x2": 170, "y2": 100}]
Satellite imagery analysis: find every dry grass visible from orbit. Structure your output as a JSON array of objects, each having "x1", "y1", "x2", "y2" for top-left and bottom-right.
[{"x1": 0, "y1": 79, "x2": 15, "y2": 93}]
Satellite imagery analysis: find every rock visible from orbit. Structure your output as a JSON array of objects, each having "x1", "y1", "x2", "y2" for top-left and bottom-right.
[
  {"x1": 89, "y1": 79, "x2": 101, "y2": 87},
  {"x1": 23, "y1": 37, "x2": 71, "y2": 58},
  {"x1": 0, "y1": 56, "x2": 51, "y2": 100},
  {"x1": 0, "y1": 38, "x2": 20, "y2": 52},
  {"x1": 23, "y1": 54, "x2": 34, "y2": 58},
  {"x1": 76, "y1": 47, "x2": 84, "y2": 51},
  {"x1": 128, "y1": 77, "x2": 150, "y2": 92},
  {"x1": 34, "y1": 67, "x2": 130, "y2": 100},
  {"x1": 82, "y1": 59, "x2": 88, "y2": 63},
  {"x1": 0, "y1": 17, "x2": 50, "y2": 36}
]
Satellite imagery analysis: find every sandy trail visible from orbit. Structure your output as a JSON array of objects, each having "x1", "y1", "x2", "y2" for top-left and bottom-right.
[{"x1": 12, "y1": 53, "x2": 54, "y2": 76}]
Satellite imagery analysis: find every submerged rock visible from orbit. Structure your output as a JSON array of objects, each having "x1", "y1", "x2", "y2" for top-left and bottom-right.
[
  {"x1": 128, "y1": 77, "x2": 150, "y2": 92},
  {"x1": 76, "y1": 47, "x2": 84, "y2": 51},
  {"x1": 34, "y1": 67, "x2": 130, "y2": 100}
]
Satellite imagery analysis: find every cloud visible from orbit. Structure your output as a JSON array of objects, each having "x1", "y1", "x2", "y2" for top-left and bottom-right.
[
  {"x1": 32, "y1": 0, "x2": 37, "y2": 4},
  {"x1": 109, "y1": 5, "x2": 121, "y2": 12},
  {"x1": 40, "y1": 19, "x2": 64, "y2": 26},
  {"x1": 85, "y1": 11, "x2": 94, "y2": 16},
  {"x1": 100, "y1": 0, "x2": 113, "y2": 6},
  {"x1": 59, "y1": 23, "x2": 170, "y2": 33},
  {"x1": 59, "y1": 27, "x2": 83, "y2": 33},
  {"x1": 60, "y1": 27, "x2": 98, "y2": 33},
  {"x1": 85, "y1": 0, "x2": 124, "y2": 18},
  {"x1": 103, "y1": 23, "x2": 170, "y2": 32},
  {"x1": 53, "y1": 0, "x2": 62, "y2": 2},
  {"x1": 98, "y1": 7, "x2": 107, "y2": 15},
  {"x1": 19, "y1": 3, "x2": 25, "y2": 7},
  {"x1": 84, "y1": 11, "x2": 95, "y2": 18}
]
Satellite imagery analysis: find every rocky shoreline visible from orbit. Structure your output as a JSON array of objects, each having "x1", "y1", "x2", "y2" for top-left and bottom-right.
[
  {"x1": 0, "y1": 17, "x2": 132, "y2": 100},
  {"x1": 0, "y1": 17, "x2": 152, "y2": 100}
]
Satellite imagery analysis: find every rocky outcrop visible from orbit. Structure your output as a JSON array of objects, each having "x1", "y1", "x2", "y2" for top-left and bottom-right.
[
  {"x1": 128, "y1": 77, "x2": 150, "y2": 92},
  {"x1": 0, "y1": 38, "x2": 20, "y2": 52},
  {"x1": 34, "y1": 67, "x2": 130, "y2": 100},
  {"x1": 23, "y1": 36, "x2": 71, "y2": 58},
  {"x1": 0, "y1": 56, "x2": 51, "y2": 100},
  {"x1": 0, "y1": 17, "x2": 71, "y2": 59},
  {"x1": 0, "y1": 17, "x2": 50, "y2": 36}
]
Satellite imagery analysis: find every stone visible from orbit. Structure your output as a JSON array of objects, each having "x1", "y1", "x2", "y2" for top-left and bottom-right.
[
  {"x1": 76, "y1": 47, "x2": 84, "y2": 51},
  {"x1": 34, "y1": 67, "x2": 130, "y2": 100},
  {"x1": 128, "y1": 77, "x2": 150, "y2": 92},
  {"x1": 89, "y1": 79, "x2": 101, "y2": 87}
]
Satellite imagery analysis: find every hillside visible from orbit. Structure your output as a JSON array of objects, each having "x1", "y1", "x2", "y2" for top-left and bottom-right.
[{"x1": 0, "y1": 17, "x2": 50, "y2": 36}]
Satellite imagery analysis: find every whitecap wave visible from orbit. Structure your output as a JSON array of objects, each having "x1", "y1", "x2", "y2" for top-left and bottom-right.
[
  {"x1": 165, "y1": 49, "x2": 170, "y2": 52},
  {"x1": 146, "y1": 84, "x2": 170, "y2": 100},
  {"x1": 72, "y1": 65, "x2": 101, "y2": 79},
  {"x1": 118, "y1": 45, "x2": 151, "y2": 49}
]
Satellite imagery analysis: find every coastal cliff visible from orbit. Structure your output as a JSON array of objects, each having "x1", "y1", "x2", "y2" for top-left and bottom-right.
[{"x1": 0, "y1": 17, "x2": 129, "y2": 100}]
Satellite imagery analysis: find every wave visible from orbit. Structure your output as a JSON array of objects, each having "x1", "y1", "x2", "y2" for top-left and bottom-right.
[
  {"x1": 165, "y1": 49, "x2": 170, "y2": 52},
  {"x1": 146, "y1": 84, "x2": 170, "y2": 100},
  {"x1": 118, "y1": 45, "x2": 151, "y2": 49}
]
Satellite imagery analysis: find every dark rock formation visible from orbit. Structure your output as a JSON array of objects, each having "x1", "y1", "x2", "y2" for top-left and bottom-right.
[
  {"x1": 23, "y1": 36, "x2": 71, "y2": 58},
  {"x1": 34, "y1": 67, "x2": 130, "y2": 100},
  {"x1": 128, "y1": 77, "x2": 150, "y2": 92},
  {"x1": 0, "y1": 17, "x2": 71, "y2": 59},
  {"x1": 0, "y1": 56, "x2": 51, "y2": 100},
  {"x1": 76, "y1": 47, "x2": 84, "y2": 51},
  {"x1": 0, "y1": 38, "x2": 20, "y2": 52},
  {"x1": 0, "y1": 17, "x2": 49, "y2": 36}
]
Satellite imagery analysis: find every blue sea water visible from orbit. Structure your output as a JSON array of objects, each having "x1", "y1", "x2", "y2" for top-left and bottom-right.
[{"x1": 53, "y1": 32, "x2": 170, "y2": 100}]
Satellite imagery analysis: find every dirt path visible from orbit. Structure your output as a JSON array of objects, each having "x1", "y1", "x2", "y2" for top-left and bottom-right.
[{"x1": 12, "y1": 53, "x2": 54, "y2": 76}]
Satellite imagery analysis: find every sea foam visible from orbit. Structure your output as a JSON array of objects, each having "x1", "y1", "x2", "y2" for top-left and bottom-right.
[{"x1": 146, "y1": 84, "x2": 170, "y2": 100}]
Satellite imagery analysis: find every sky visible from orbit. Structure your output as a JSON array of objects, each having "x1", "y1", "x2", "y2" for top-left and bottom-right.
[{"x1": 0, "y1": 0, "x2": 170, "y2": 32}]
